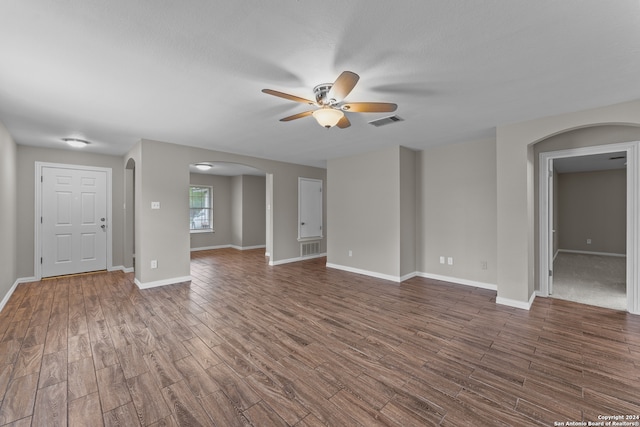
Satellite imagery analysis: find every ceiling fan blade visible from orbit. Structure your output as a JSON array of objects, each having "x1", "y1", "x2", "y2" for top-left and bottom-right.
[
  {"x1": 280, "y1": 110, "x2": 314, "y2": 122},
  {"x1": 329, "y1": 71, "x2": 359, "y2": 101},
  {"x1": 262, "y1": 89, "x2": 315, "y2": 105},
  {"x1": 336, "y1": 116, "x2": 351, "y2": 129},
  {"x1": 341, "y1": 102, "x2": 397, "y2": 113}
]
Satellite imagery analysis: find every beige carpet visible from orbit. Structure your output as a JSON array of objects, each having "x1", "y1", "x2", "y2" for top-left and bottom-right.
[{"x1": 551, "y1": 252, "x2": 626, "y2": 311}]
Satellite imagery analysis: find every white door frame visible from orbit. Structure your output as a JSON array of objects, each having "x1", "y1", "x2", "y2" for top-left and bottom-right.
[
  {"x1": 539, "y1": 141, "x2": 639, "y2": 314},
  {"x1": 35, "y1": 162, "x2": 113, "y2": 280}
]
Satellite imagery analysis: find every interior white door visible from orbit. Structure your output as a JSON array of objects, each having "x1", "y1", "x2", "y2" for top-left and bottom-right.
[
  {"x1": 42, "y1": 166, "x2": 108, "y2": 277},
  {"x1": 299, "y1": 178, "x2": 323, "y2": 239}
]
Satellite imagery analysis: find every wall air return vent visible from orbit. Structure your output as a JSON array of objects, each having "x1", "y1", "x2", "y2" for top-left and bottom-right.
[
  {"x1": 368, "y1": 115, "x2": 404, "y2": 127},
  {"x1": 301, "y1": 241, "x2": 320, "y2": 257}
]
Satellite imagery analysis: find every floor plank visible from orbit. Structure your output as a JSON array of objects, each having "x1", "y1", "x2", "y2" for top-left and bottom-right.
[{"x1": 0, "y1": 248, "x2": 639, "y2": 426}]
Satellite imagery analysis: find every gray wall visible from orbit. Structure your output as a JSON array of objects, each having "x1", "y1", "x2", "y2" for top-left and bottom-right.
[
  {"x1": 0, "y1": 122, "x2": 17, "y2": 306},
  {"x1": 327, "y1": 146, "x2": 403, "y2": 278},
  {"x1": 189, "y1": 173, "x2": 232, "y2": 250},
  {"x1": 417, "y1": 138, "x2": 498, "y2": 285},
  {"x1": 231, "y1": 176, "x2": 243, "y2": 247},
  {"x1": 127, "y1": 139, "x2": 325, "y2": 286},
  {"x1": 16, "y1": 145, "x2": 125, "y2": 278},
  {"x1": 228, "y1": 175, "x2": 266, "y2": 248},
  {"x1": 558, "y1": 169, "x2": 626, "y2": 254},
  {"x1": 399, "y1": 147, "x2": 416, "y2": 278},
  {"x1": 241, "y1": 175, "x2": 266, "y2": 248}
]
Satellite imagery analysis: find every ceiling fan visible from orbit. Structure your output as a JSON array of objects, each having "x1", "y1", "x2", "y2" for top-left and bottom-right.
[{"x1": 262, "y1": 71, "x2": 397, "y2": 129}]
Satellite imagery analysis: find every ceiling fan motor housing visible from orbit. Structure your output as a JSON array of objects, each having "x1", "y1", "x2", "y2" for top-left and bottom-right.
[{"x1": 313, "y1": 84, "x2": 335, "y2": 106}]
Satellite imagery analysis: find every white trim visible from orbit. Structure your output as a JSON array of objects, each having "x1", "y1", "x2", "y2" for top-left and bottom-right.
[
  {"x1": 108, "y1": 265, "x2": 134, "y2": 273},
  {"x1": 270, "y1": 253, "x2": 326, "y2": 266},
  {"x1": 417, "y1": 272, "x2": 497, "y2": 291},
  {"x1": 190, "y1": 244, "x2": 267, "y2": 252},
  {"x1": 230, "y1": 245, "x2": 266, "y2": 251},
  {"x1": 0, "y1": 277, "x2": 37, "y2": 313},
  {"x1": 496, "y1": 292, "x2": 536, "y2": 310},
  {"x1": 190, "y1": 244, "x2": 231, "y2": 252},
  {"x1": 134, "y1": 275, "x2": 192, "y2": 290},
  {"x1": 400, "y1": 272, "x2": 418, "y2": 282},
  {"x1": 539, "y1": 142, "x2": 640, "y2": 314},
  {"x1": 265, "y1": 252, "x2": 270, "y2": 257},
  {"x1": 557, "y1": 249, "x2": 626, "y2": 258},
  {"x1": 325, "y1": 263, "x2": 402, "y2": 282},
  {"x1": 35, "y1": 162, "x2": 113, "y2": 280}
]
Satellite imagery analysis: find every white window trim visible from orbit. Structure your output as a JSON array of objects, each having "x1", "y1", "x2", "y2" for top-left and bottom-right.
[{"x1": 189, "y1": 185, "x2": 213, "y2": 233}]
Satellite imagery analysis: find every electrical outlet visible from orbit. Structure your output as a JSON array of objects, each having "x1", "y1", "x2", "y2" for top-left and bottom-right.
[
  {"x1": 151, "y1": 259, "x2": 157, "y2": 269},
  {"x1": 151, "y1": 201, "x2": 160, "y2": 209},
  {"x1": 439, "y1": 256, "x2": 445, "y2": 264},
  {"x1": 481, "y1": 261, "x2": 488, "y2": 270},
  {"x1": 447, "y1": 257, "x2": 453, "y2": 266},
  {"x1": 586, "y1": 238, "x2": 592, "y2": 245}
]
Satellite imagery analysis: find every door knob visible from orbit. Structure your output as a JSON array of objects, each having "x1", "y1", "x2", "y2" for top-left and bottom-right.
[
  {"x1": 101, "y1": 218, "x2": 106, "y2": 221},
  {"x1": 101, "y1": 225, "x2": 106, "y2": 229}
]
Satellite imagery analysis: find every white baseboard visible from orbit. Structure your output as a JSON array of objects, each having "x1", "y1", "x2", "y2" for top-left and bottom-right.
[
  {"x1": 191, "y1": 244, "x2": 231, "y2": 252},
  {"x1": 557, "y1": 249, "x2": 626, "y2": 257},
  {"x1": 108, "y1": 265, "x2": 134, "y2": 273},
  {"x1": 270, "y1": 253, "x2": 327, "y2": 266},
  {"x1": 0, "y1": 277, "x2": 37, "y2": 313},
  {"x1": 135, "y1": 275, "x2": 192, "y2": 290},
  {"x1": 417, "y1": 272, "x2": 497, "y2": 291},
  {"x1": 191, "y1": 244, "x2": 266, "y2": 252},
  {"x1": 230, "y1": 245, "x2": 266, "y2": 251},
  {"x1": 265, "y1": 252, "x2": 270, "y2": 257},
  {"x1": 496, "y1": 292, "x2": 536, "y2": 310},
  {"x1": 325, "y1": 263, "x2": 402, "y2": 283},
  {"x1": 400, "y1": 271, "x2": 418, "y2": 282}
]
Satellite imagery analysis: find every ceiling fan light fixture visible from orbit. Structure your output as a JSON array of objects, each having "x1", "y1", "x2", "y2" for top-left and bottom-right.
[
  {"x1": 312, "y1": 108, "x2": 344, "y2": 128},
  {"x1": 195, "y1": 163, "x2": 213, "y2": 171}
]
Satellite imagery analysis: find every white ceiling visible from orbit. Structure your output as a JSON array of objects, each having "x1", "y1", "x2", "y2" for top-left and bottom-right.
[{"x1": 1, "y1": 1, "x2": 640, "y2": 168}]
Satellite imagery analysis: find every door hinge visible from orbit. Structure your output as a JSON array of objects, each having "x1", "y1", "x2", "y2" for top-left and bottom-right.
[
  {"x1": 40, "y1": 257, "x2": 43, "y2": 264},
  {"x1": 549, "y1": 269, "x2": 553, "y2": 277},
  {"x1": 41, "y1": 216, "x2": 43, "y2": 224},
  {"x1": 41, "y1": 175, "x2": 43, "y2": 183}
]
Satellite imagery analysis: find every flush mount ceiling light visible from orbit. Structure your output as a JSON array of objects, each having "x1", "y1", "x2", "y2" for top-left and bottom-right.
[
  {"x1": 62, "y1": 137, "x2": 90, "y2": 148},
  {"x1": 195, "y1": 163, "x2": 213, "y2": 171},
  {"x1": 312, "y1": 107, "x2": 344, "y2": 128}
]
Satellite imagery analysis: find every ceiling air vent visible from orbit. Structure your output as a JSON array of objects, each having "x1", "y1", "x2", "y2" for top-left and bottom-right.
[{"x1": 368, "y1": 115, "x2": 404, "y2": 127}]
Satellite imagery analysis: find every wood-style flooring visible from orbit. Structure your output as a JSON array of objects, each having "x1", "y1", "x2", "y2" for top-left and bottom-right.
[{"x1": 1, "y1": 248, "x2": 640, "y2": 426}]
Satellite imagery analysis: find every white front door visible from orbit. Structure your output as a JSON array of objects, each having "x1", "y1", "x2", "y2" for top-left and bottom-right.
[{"x1": 41, "y1": 166, "x2": 108, "y2": 277}]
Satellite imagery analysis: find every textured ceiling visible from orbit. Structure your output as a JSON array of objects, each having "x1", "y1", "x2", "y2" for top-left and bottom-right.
[{"x1": 1, "y1": 1, "x2": 640, "y2": 168}]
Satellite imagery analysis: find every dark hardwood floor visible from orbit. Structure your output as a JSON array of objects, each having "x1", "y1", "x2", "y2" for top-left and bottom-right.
[{"x1": 1, "y1": 248, "x2": 639, "y2": 426}]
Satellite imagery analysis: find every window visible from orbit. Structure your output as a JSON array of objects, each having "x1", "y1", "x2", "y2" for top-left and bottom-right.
[{"x1": 189, "y1": 185, "x2": 213, "y2": 232}]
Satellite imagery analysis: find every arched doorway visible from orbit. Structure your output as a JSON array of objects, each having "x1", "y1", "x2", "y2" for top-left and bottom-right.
[{"x1": 536, "y1": 126, "x2": 640, "y2": 313}]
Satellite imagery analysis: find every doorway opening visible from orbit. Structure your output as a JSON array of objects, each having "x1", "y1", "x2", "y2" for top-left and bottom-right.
[
  {"x1": 188, "y1": 162, "x2": 271, "y2": 257},
  {"x1": 539, "y1": 142, "x2": 639, "y2": 313}
]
